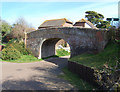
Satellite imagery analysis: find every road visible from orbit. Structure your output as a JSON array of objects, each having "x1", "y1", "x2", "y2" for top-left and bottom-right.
[{"x1": 1, "y1": 56, "x2": 77, "y2": 90}]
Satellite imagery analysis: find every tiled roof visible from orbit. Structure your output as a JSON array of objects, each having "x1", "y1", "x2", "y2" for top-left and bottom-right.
[
  {"x1": 39, "y1": 18, "x2": 73, "y2": 28},
  {"x1": 77, "y1": 19, "x2": 98, "y2": 29},
  {"x1": 26, "y1": 28, "x2": 36, "y2": 33}
]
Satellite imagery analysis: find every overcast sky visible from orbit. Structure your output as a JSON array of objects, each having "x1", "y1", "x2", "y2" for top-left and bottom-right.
[{"x1": 1, "y1": 0, "x2": 119, "y2": 29}]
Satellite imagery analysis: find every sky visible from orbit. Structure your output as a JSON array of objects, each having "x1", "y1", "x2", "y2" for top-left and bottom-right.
[{"x1": 1, "y1": 0, "x2": 119, "y2": 29}]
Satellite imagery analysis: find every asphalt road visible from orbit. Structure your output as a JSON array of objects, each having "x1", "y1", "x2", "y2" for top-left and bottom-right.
[{"x1": 1, "y1": 56, "x2": 77, "y2": 91}]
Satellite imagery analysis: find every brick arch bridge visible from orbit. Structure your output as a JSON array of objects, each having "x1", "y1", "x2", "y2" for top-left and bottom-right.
[{"x1": 26, "y1": 27, "x2": 108, "y2": 59}]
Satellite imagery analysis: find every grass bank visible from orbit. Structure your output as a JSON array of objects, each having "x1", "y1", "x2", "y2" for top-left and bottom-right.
[
  {"x1": 59, "y1": 67, "x2": 97, "y2": 90},
  {"x1": 69, "y1": 41, "x2": 120, "y2": 69}
]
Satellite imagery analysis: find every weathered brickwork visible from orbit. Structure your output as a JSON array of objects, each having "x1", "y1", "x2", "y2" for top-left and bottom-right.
[{"x1": 26, "y1": 27, "x2": 108, "y2": 59}]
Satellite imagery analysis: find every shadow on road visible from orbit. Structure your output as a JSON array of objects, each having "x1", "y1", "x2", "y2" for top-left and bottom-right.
[
  {"x1": 2, "y1": 79, "x2": 49, "y2": 90},
  {"x1": 43, "y1": 56, "x2": 69, "y2": 69},
  {"x1": 31, "y1": 56, "x2": 69, "y2": 77}
]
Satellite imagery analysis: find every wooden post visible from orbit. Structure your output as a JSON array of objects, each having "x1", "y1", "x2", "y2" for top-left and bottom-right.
[{"x1": 24, "y1": 32, "x2": 27, "y2": 49}]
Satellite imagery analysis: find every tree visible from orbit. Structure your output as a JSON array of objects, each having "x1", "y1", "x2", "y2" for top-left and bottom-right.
[
  {"x1": 1, "y1": 20, "x2": 11, "y2": 37},
  {"x1": 11, "y1": 17, "x2": 34, "y2": 40},
  {"x1": 85, "y1": 11, "x2": 111, "y2": 28},
  {"x1": 96, "y1": 20, "x2": 111, "y2": 28},
  {"x1": 0, "y1": 20, "x2": 12, "y2": 42}
]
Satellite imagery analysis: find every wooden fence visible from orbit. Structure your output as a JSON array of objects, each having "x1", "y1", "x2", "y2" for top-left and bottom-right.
[{"x1": 68, "y1": 61, "x2": 99, "y2": 87}]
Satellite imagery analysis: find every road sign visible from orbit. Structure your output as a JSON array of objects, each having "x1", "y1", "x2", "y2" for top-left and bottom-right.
[{"x1": 106, "y1": 18, "x2": 119, "y2": 21}]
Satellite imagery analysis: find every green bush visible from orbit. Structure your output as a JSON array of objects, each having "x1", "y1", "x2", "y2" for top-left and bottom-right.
[
  {"x1": 12, "y1": 42, "x2": 30, "y2": 55},
  {"x1": 6, "y1": 41, "x2": 31, "y2": 55},
  {"x1": 2, "y1": 44, "x2": 21, "y2": 60}
]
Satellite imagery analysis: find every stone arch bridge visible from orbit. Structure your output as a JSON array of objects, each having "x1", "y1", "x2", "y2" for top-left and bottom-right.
[{"x1": 26, "y1": 27, "x2": 108, "y2": 59}]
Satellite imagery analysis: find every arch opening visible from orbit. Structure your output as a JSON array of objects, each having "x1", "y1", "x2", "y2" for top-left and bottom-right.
[{"x1": 40, "y1": 38, "x2": 71, "y2": 59}]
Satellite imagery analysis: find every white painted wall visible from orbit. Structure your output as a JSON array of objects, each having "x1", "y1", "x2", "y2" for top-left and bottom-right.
[{"x1": 85, "y1": 23, "x2": 91, "y2": 28}]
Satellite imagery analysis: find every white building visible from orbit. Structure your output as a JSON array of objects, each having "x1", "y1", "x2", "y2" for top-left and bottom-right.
[{"x1": 74, "y1": 18, "x2": 98, "y2": 29}]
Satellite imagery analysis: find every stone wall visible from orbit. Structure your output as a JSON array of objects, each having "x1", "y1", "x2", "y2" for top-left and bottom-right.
[{"x1": 26, "y1": 27, "x2": 108, "y2": 59}]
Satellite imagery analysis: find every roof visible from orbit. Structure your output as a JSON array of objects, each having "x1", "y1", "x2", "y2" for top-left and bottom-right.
[
  {"x1": 26, "y1": 28, "x2": 36, "y2": 33},
  {"x1": 77, "y1": 18, "x2": 97, "y2": 29},
  {"x1": 38, "y1": 18, "x2": 73, "y2": 28}
]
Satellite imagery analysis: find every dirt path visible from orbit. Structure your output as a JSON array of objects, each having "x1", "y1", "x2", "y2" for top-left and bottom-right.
[{"x1": 1, "y1": 56, "x2": 77, "y2": 90}]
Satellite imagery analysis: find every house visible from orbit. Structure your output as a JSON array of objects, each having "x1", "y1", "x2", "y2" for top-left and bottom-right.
[
  {"x1": 38, "y1": 18, "x2": 73, "y2": 29},
  {"x1": 74, "y1": 18, "x2": 98, "y2": 29}
]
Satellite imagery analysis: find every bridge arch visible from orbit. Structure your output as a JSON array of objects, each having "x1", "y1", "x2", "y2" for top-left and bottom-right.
[{"x1": 38, "y1": 38, "x2": 71, "y2": 59}]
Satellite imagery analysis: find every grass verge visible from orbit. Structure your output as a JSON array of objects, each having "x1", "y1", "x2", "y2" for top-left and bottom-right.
[
  {"x1": 69, "y1": 41, "x2": 120, "y2": 69},
  {"x1": 1, "y1": 49, "x2": 70, "y2": 63},
  {"x1": 1, "y1": 48, "x2": 70, "y2": 63},
  {"x1": 59, "y1": 67, "x2": 97, "y2": 90},
  {"x1": 2, "y1": 55, "x2": 42, "y2": 63}
]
